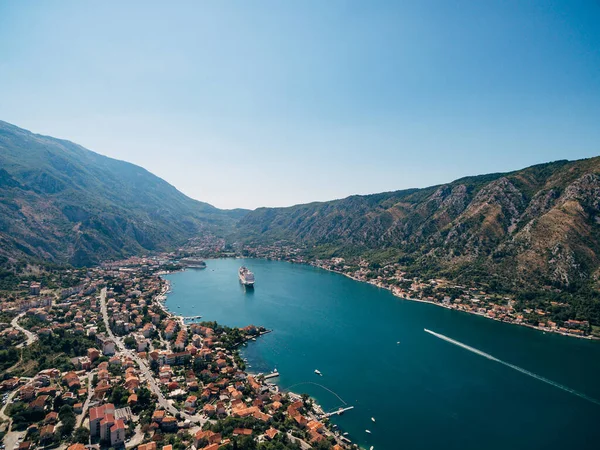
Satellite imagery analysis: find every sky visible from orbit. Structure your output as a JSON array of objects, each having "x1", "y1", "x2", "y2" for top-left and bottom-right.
[{"x1": 0, "y1": 1, "x2": 599, "y2": 210}]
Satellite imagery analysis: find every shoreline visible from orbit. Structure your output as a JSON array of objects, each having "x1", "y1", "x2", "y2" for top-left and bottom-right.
[
  {"x1": 163, "y1": 259, "x2": 596, "y2": 340},
  {"x1": 313, "y1": 263, "x2": 598, "y2": 341}
]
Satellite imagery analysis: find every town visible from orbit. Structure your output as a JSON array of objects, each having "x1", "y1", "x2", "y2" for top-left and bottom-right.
[{"x1": 0, "y1": 257, "x2": 358, "y2": 450}]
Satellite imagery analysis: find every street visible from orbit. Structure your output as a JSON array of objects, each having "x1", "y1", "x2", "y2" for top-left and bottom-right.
[
  {"x1": 99, "y1": 287, "x2": 206, "y2": 425},
  {"x1": 12, "y1": 312, "x2": 37, "y2": 348}
]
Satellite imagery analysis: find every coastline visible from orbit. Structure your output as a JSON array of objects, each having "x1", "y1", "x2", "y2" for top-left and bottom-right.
[
  {"x1": 311, "y1": 263, "x2": 598, "y2": 341},
  {"x1": 163, "y1": 260, "x2": 596, "y2": 340}
]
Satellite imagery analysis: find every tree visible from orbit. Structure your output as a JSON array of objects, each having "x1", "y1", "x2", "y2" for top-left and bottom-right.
[
  {"x1": 59, "y1": 404, "x2": 76, "y2": 436},
  {"x1": 73, "y1": 426, "x2": 90, "y2": 444},
  {"x1": 123, "y1": 336, "x2": 136, "y2": 349}
]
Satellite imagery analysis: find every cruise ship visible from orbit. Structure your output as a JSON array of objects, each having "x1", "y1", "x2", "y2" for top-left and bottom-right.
[{"x1": 238, "y1": 266, "x2": 255, "y2": 287}]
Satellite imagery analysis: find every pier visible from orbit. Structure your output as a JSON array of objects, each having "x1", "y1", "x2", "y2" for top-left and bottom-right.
[
  {"x1": 322, "y1": 406, "x2": 354, "y2": 418},
  {"x1": 263, "y1": 372, "x2": 280, "y2": 379},
  {"x1": 182, "y1": 315, "x2": 203, "y2": 321}
]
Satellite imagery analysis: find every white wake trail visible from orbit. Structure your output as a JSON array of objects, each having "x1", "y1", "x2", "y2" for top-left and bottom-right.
[{"x1": 424, "y1": 328, "x2": 600, "y2": 407}]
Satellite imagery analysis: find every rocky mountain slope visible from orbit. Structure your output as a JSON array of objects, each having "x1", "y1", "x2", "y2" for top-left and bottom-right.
[
  {"x1": 237, "y1": 158, "x2": 600, "y2": 294},
  {"x1": 0, "y1": 120, "x2": 246, "y2": 266}
]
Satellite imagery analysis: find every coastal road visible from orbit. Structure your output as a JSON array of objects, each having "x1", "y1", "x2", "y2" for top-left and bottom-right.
[
  {"x1": 12, "y1": 312, "x2": 37, "y2": 348},
  {"x1": 99, "y1": 287, "x2": 206, "y2": 426}
]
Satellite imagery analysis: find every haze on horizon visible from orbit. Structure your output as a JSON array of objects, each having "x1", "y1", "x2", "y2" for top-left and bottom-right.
[{"x1": 1, "y1": 1, "x2": 599, "y2": 210}]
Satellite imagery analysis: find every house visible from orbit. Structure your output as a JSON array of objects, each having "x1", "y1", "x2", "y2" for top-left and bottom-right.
[
  {"x1": 30, "y1": 282, "x2": 41, "y2": 296},
  {"x1": 63, "y1": 372, "x2": 81, "y2": 390},
  {"x1": 160, "y1": 416, "x2": 177, "y2": 432},
  {"x1": 138, "y1": 444, "x2": 157, "y2": 450},
  {"x1": 44, "y1": 411, "x2": 59, "y2": 424},
  {"x1": 151, "y1": 410, "x2": 166, "y2": 423},
  {"x1": 184, "y1": 395, "x2": 197, "y2": 409},
  {"x1": 233, "y1": 428, "x2": 253, "y2": 436},
  {"x1": 67, "y1": 444, "x2": 86, "y2": 450},
  {"x1": 194, "y1": 430, "x2": 221, "y2": 447},
  {"x1": 29, "y1": 395, "x2": 49, "y2": 412},
  {"x1": 40, "y1": 424, "x2": 55, "y2": 442},
  {"x1": 87, "y1": 348, "x2": 100, "y2": 361},
  {"x1": 264, "y1": 428, "x2": 279, "y2": 440},
  {"x1": 102, "y1": 339, "x2": 116, "y2": 356}
]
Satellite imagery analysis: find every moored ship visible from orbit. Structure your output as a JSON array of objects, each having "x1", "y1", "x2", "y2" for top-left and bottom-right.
[{"x1": 238, "y1": 266, "x2": 255, "y2": 287}]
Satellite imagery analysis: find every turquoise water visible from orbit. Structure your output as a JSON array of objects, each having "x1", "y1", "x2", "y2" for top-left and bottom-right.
[{"x1": 164, "y1": 258, "x2": 600, "y2": 450}]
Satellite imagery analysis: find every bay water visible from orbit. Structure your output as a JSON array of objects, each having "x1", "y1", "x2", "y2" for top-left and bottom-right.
[{"x1": 164, "y1": 258, "x2": 600, "y2": 450}]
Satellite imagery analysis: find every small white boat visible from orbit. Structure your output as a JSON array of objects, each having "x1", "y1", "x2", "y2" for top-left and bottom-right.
[
  {"x1": 274, "y1": 368, "x2": 278, "y2": 373},
  {"x1": 314, "y1": 369, "x2": 322, "y2": 376},
  {"x1": 396, "y1": 341, "x2": 400, "y2": 344},
  {"x1": 365, "y1": 429, "x2": 371, "y2": 434},
  {"x1": 370, "y1": 447, "x2": 374, "y2": 450},
  {"x1": 371, "y1": 417, "x2": 376, "y2": 422}
]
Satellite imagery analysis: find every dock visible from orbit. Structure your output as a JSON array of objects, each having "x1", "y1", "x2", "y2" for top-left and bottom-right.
[
  {"x1": 182, "y1": 315, "x2": 203, "y2": 321},
  {"x1": 322, "y1": 406, "x2": 354, "y2": 418},
  {"x1": 263, "y1": 372, "x2": 280, "y2": 380}
]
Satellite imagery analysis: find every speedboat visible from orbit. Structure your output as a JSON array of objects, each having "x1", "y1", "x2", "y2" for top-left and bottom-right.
[
  {"x1": 371, "y1": 417, "x2": 376, "y2": 422},
  {"x1": 314, "y1": 369, "x2": 322, "y2": 376},
  {"x1": 365, "y1": 430, "x2": 371, "y2": 434}
]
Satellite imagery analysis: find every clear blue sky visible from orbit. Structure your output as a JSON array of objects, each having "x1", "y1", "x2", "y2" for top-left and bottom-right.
[{"x1": 1, "y1": 1, "x2": 599, "y2": 209}]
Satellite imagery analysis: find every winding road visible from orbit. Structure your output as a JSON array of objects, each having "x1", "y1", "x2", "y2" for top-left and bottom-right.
[{"x1": 12, "y1": 312, "x2": 38, "y2": 348}]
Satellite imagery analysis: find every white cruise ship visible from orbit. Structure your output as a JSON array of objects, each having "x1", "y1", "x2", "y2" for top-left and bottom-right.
[{"x1": 238, "y1": 266, "x2": 255, "y2": 287}]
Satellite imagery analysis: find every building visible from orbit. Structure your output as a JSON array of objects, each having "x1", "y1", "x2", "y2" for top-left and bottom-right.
[
  {"x1": 110, "y1": 419, "x2": 126, "y2": 446},
  {"x1": 89, "y1": 403, "x2": 115, "y2": 437}
]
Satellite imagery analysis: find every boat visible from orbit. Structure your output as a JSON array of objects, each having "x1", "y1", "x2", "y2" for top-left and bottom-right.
[
  {"x1": 238, "y1": 266, "x2": 255, "y2": 287},
  {"x1": 314, "y1": 369, "x2": 322, "y2": 376},
  {"x1": 370, "y1": 447, "x2": 374, "y2": 450},
  {"x1": 365, "y1": 430, "x2": 371, "y2": 434},
  {"x1": 371, "y1": 417, "x2": 376, "y2": 422}
]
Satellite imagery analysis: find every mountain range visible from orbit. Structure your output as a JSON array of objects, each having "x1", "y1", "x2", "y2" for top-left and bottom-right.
[
  {"x1": 237, "y1": 158, "x2": 600, "y2": 297},
  {"x1": 1, "y1": 120, "x2": 599, "y2": 305},
  {"x1": 0, "y1": 120, "x2": 246, "y2": 266}
]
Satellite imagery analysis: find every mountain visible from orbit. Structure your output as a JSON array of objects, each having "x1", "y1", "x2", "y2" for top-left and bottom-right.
[
  {"x1": 237, "y1": 157, "x2": 600, "y2": 296},
  {"x1": 0, "y1": 120, "x2": 247, "y2": 266}
]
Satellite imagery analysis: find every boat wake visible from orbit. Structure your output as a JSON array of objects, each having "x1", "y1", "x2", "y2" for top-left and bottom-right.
[{"x1": 424, "y1": 328, "x2": 600, "y2": 407}]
